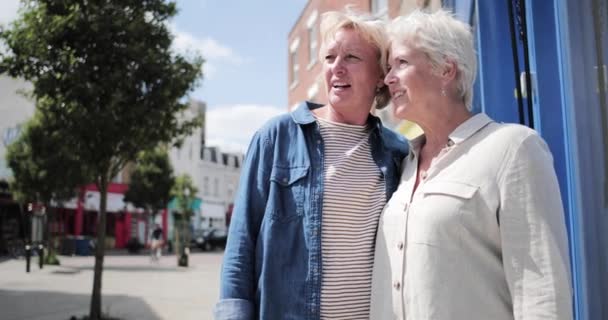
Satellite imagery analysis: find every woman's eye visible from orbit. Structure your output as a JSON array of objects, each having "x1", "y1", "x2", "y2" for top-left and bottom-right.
[{"x1": 346, "y1": 54, "x2": 359, "y2": 60}]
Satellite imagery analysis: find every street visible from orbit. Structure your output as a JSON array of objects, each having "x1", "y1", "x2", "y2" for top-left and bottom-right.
[{"x1": 0, "y1": 250, "x2": 224, "y2": 320}]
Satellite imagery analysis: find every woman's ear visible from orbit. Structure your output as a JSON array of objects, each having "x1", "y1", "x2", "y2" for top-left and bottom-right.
[{"x1": 441, "y1": 60, "x2": 458, "y2": 81}]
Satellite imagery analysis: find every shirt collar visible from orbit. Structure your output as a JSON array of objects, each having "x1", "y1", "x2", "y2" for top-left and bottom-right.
[
  {"x1": 448, "y1": 113, "x2": 493, "y2": 145},
  {"x1": 291, "y1": 101, "x2": 320, "y2": 125},
  {"x1": 407, "y1": 112, "x2": 493, "y2": 157}
]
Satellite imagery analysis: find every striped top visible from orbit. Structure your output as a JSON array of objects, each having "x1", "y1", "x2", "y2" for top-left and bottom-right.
[{"x1": 316, "y1": 116, "x2": 386, "y2": 320}]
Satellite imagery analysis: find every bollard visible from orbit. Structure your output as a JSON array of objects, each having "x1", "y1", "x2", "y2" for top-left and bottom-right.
[
  {"x1": 38, "y1": 244, "x2": 44, "y2": 269},
  {"x1": 25, "y1": 244, "x2": 31, "y2": 273},
  {"x1": 178, "y1": 246, "x2": 189, "y2": 267}
]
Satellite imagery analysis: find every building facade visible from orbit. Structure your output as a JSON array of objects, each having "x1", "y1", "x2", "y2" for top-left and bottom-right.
[
  {"x1": 168, "y1": 100, "x2": 243, "y2": 236},
  {"x1": 0, "y1": 76, "x2": 35, "y2": 179}
]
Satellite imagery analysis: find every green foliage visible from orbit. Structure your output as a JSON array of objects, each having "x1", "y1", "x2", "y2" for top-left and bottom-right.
[
  {"x1": 5, "y1": 113, "x2": 89, "y2": 204},
  {"x1": 0, "y1": 0, "x2": 203, "y2": 180},
  {"x1": 124, "y1": 147, "x2": 175, "y2": 212},
  {"x1": 0, "y1": 1, "x2": 203, "y2": 318},
  {"x1": 171, "y1": 173, "x2": 198, "y2": 217}
]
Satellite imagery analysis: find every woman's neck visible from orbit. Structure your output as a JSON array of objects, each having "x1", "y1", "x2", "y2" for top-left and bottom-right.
[{"x1": 313, "y1": 104, "x2": 370, "y2": 125}]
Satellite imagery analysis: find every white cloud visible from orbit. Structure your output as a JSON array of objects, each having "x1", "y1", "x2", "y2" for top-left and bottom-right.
[
  {"x1": 169, "y1": 24, "x2": 245, "y2": 78},
  {"x1": 0, "y1": 0, "x2": 19, "y2": 26},
  {"x1": 205, "y1": 104, "x2": 286, "y2": 154}
]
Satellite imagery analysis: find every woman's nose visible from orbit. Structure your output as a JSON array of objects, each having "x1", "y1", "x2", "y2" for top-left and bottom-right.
[
  {"x1": 384, "y1": 69, "x2": 395, "y2": 85},
  {"x1": 331, "y1": 57, "x2": 346, "y2": 75}
]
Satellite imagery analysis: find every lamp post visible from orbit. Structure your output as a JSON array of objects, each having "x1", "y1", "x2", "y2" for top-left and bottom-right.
[{"x1": 177, "y1": 188, "x2": 190, "y2": 267}]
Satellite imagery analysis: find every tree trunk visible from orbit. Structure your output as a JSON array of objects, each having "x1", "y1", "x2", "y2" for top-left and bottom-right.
[
  {"x1": 90, "y1": 178, "x2": 108, "y2": 320},
  {"x1": 175, "y1": 214, "x2": 180, "y2": 265},
  {"x1": 45, "y1": 202, "x2": 53, "y2": 261}
]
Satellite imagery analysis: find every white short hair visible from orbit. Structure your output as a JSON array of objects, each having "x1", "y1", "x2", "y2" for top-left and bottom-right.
[
  {"x1": 319, "y1": 9, "x2": 391, "y2": 109},
  {"x1": 388, "y1": 9, "x2": 477, "y2": 110}
]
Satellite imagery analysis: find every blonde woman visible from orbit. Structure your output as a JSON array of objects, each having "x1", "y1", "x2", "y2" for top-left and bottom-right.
[{"x1": 214, "y1": 10, "x2": 408, "y2": 320}]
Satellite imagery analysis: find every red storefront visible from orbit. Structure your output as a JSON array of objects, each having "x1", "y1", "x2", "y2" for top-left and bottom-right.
[{"x1": 50, "y1": 183, "x2": 168, "y2": 249}]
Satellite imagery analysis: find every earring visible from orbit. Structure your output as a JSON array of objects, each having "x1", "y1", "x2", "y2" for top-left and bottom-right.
[{"x1": 441, "y1": 88, "x2": 447, "y2": 96}]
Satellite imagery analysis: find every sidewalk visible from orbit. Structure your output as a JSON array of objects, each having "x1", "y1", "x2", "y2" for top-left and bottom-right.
[{"x1": 0, "y1": 251, "x2": 223, "y2": 320}]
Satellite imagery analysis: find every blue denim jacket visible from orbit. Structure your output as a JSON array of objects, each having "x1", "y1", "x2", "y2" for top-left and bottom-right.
[{"x1": 215, "y1": 101, "x2": 408, "y2": 320}]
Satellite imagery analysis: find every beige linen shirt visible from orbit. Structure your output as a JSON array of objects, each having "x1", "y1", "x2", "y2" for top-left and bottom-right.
[{"x1": 370, "y1": 113, "x2": 573, "y2": 320}]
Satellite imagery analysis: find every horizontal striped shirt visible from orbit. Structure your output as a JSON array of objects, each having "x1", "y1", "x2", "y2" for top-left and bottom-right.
[{"x1": 316, "y1": 116, "x2": 385, "y2": 320}]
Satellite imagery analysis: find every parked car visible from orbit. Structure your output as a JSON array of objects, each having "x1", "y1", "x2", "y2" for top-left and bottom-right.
[{"x1": 192, "y1": 228, "x2": 227, "y2": 251}]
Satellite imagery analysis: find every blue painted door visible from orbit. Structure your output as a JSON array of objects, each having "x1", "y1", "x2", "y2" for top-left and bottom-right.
[{"x1": 553, "y1": 0, "x2": 608, "y2": 318}]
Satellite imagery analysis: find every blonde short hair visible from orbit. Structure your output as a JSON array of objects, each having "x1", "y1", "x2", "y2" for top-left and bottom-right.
[
  {"x1": 319, "y1": 10, "x2": 391, "y2": 109},
  {"x1": 388, "y1": 9, "x2": 477, "y2": 110}
]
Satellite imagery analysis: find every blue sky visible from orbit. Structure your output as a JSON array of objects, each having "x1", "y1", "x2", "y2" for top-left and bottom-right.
[
  {"x1": 169, "y1": 0, "x2": 308, "y2": 152},
  {"x1": 174, "y1": 0, "x2": 307, "y2": 108},
  {"x1": 0, "y1": 0, "x2": 309, "y2": 153}
]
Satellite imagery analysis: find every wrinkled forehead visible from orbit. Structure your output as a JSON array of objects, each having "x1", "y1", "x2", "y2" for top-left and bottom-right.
[{"x1": 322, "y1": 27, "x2": 379, "y2": 56}]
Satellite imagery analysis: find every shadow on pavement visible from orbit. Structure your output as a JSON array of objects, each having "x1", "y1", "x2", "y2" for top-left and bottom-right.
[
  {"x1": 0, "y1": 289, "x2": 162, "y2": 320},
  {"x1": 73, "y1": 264, "x2": 189, "y2": 273}
]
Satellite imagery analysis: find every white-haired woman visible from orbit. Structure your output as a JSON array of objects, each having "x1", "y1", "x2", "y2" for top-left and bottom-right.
[
  {"x1": 370, "y1": 9, "x2": 572, "y2": 320},
  {"x1": 214, "y1": 10, "x2": 408, "y2": 320}
]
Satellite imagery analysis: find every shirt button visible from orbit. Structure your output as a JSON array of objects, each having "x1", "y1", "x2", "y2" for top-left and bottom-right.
[
  {"x1": 316, "y1": 139, "x2": 321, "y2": 144},
  {"x1": 393, "y1": 281, "x2": 401, "y2": 290},
  {"x1": 397, "y1": 242, "x2": 404, "y2": 250},
  {"x1": 282, "y1": 178, "x2": 288, "y2": 184},
  {"x1": 421, "y1": 171, "x2": 428, "y2": 179}
]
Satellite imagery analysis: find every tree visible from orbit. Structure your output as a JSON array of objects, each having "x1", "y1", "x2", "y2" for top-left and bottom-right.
[
  {"x1": 123, "y1": 147, "x2": 175, "y2": 243},
  {"x1": 6, "y1": 113, "x2": 90, "y2": 263},
  {"x1": 0, "y1": 1, "x2": 203, "y2": 318},
  {"x1": 170, "y1": 174, "x2": 198, "y2": 267}
]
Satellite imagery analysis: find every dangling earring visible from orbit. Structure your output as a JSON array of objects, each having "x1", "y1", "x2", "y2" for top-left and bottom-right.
[
  {"x1": 441, "y1": 88, "x2": 447, "y2": 96},
  {"x1": 376, "y1": 86, "x2": 382, "y2": 94}
]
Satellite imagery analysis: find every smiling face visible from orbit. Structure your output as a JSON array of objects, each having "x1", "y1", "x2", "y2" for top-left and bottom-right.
[
  {"x1": 322, "y1": 27, "x2": 384, "y2": 121},
  {"x1": 385, "y1": 40, "x2": 442, "y2": 122}
]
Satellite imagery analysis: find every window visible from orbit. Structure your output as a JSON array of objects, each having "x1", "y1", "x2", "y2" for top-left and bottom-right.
[
  {"x1": 307, "y1": 83, "x2": 319, "y2": 102},
  {"x1": 203, "y1": 177, "x2": 209, "y2": 196},
  {"x1": 291, "y1": 51, "x2": 299, "y2": 85},
  {"x1": 308, "y1": 26, "x2": 317, "y2": 66},
  {"x1": 307, "y1": 11, "x2": 319, "y2": 67},
  {"x1": 290, "y1": 38, "x2": 300, "y2": 87},
  {"x1": 371, "y1": 0, "x2": 388, "y2": 17},
  {"x1": 213, "y1": 178, "x2": 219, "y2": 197}
]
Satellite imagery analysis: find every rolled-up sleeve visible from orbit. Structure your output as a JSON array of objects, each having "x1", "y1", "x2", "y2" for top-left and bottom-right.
[
  {"x1": 215, "y1": 131, "x2": 271, "y2": 320},
  {"x1": 498, "y1": 134, "x2": 573, "y2": 320}
]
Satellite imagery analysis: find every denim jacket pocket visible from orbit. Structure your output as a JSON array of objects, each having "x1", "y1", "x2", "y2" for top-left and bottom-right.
[{"x1": 268, "y1": 166, "x2": 309, "y2": 223}]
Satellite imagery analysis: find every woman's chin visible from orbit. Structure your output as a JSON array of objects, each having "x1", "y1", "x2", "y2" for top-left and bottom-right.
[{"x1": 392, "y1": 105, "x2": 410, "y2": 120}]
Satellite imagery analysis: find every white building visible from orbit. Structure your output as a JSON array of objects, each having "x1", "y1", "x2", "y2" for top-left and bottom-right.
[
  {"x1": 169, "y1": 99, "x2": 243, "y2": 233},
  {"x1": 0, "y1": 76, "x2": 35, "y2": 179}
]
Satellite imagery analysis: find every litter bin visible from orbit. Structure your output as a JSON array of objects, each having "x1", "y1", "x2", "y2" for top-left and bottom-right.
[
  {"x1": 74, "y1": 236, "x2": 91, "y2": 256},
  {"x1": 60, "y1": 236, "x2": 75, "y2": 256}
]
